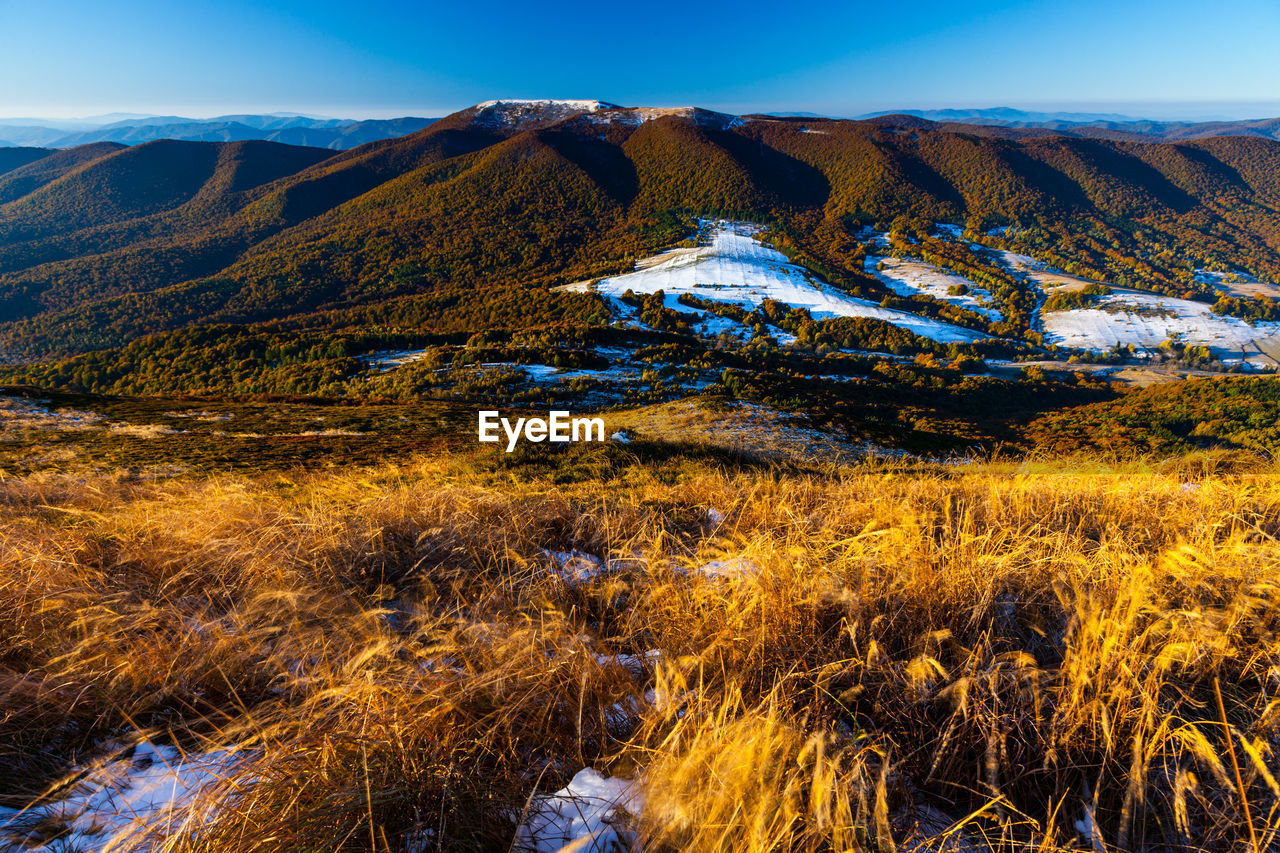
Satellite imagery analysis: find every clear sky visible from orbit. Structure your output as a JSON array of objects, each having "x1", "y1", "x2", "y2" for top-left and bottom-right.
[{"x1": 1, "y1": 0, "x2": 1279, "y2": 120}]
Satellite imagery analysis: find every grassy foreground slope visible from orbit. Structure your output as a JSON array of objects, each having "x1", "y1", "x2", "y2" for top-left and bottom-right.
[{"x1": 1, "y1": 446, "x2": 1277, "y2": 851}]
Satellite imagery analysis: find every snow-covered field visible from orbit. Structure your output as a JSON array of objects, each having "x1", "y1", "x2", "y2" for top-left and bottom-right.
[
  {"x1": 865, "y1": 255, "x2": 1002, "y2": 320},
  {"x1": 1042, "y1": 289, "x2": 1280, "y2": 364},
  {"x1": 568, "y1": 222, "x2": 988, "y2": 344},
  {"x1": 918, "y1": 229, "x2": 1280, "y2": 364}
]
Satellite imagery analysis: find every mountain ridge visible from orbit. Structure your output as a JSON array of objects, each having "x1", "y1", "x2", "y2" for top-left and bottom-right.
[
  {"x1": 0, "y1": 115, "x2": 438, "y2": 150},
  {"x1": 10, "y1": 103, "x2": 1280, "y2": 150},
  {"x1": 5, "y1": 99, "x2": 1280, "y2": 364}
]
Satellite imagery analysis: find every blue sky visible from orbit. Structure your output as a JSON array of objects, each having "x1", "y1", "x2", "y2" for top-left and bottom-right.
[{"x1": 1, "y1": 0, "x2": 1279, "y2": 120}]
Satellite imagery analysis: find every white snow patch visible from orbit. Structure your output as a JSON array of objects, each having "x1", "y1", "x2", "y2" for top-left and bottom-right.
[
  {"x1": 0, "y1": 397, "x2": 104, "y2": 431},
  {"x1": 694, "y1": 558, "x2": 759, "y2": 578},
  {"x1": 477, "y1": 99, "x2": 613, "y2": 112},
  {"x1": 569, "y1": 222, "x2": 988, "y2": 344},
  {"x1": 994, "y1": 249, "x2": 1046, "y2": 272},
  {"x1": 1193, "y1": 268, "x2": 1252, "y2": 285},
  {"x1": 866, "y1": 256, "x2": 1002, "y2": 321},
  {"x1": 1195, "y1": 268, "x2": 1280, "y2": 299},
  {"x1": 512, "y1": 768, "x2": 642, "y2": 853},
  {"x1": 366, "y1": 349, "x2": 434, "y2": 371},
  {"x1": 1043, "y1": 289, "x2": 1280, "y2": 363},
  {"x1": 467, "y1": 363, "x2": 642, "y2": 384},
  {"x1": 0, "y1": 741, "x2": 244, "y2": 853},
  {"x1": 541, "y1": 549, "x2": 605, "y2": 584},
  {"x1": 1074, "y1": 802, "x2": 1106, "y2": 853},
  {"x1": 694, "y1": 310, "x2": 752, "y2": 340},
  {"x1": 611, "y1": 431, "x2": 631, "y2": 444}
]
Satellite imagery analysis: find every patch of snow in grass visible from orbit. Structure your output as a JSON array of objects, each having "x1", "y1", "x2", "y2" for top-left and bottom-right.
[
  {"x1": 522, "y1": 364, "x2": 643, "y2": 383},
  {"x1": 770, "y1": 326, "x2": 798, "y2": 345},
  {"x1": 611, "y1": 431, "x2": 631, "y2": 444},
  {"x1": 365, "y1": 349, "x2": 434, "y2": 371},
  {"x1": 541, "y1": 549, "x2": 605, "y2": 584},
  {"x1": 694, "y1": 558, "x2": 759, "y2": 578},
  {"x1": 695, "y1": 310, "x2": 751, "y2": 340},
  {"x1": 164, "y1": 410, "x2": 232, "y2": 422},
  {"x1": 994, "y1": 250, "x2": 1046, "y2": 272},
  {"x1": 0, "y1": 741, "x2": 244, "y2": 853},
  {"x1": 107, "y1": 423, "x2": 184, "y2": 438},
  {"x1": 1194, "y1": 268, "x2": 1253, "y2": 285},
  {"x1": 512, "y1": 768, "x2": 642, "y2": 853},
  {"x1": 1074, "y1": 802, "x2": 1106, "y2": 853},
  {"x1": 571, "y1": 222, "x2": 988, "y2": 344},
  {"x1": 1196, "y1": 268, "x2": 1280, "y2": 299},
  {"x1": 865, "y1": 255, "x2": 1002, "y2": 320},
  {"x1": 0, "y1": 397, "x2": 104, "y2": 432}
]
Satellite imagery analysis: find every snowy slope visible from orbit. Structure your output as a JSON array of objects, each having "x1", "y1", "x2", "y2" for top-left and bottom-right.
[
  {"x1": 476, "y1": 99, "x2": 614, "y2": 111},
  {"x1": 467, "y1": 100, "x2": 617, "y2": 129},
  {"x1": 1043, "y1": 289, "x2": 1280, "y2": 363},
  {"x1": 570, "y1": 222, "x2": 988, "y2": 344},
  {"x1": 865, "y1": 255, "x2": 1003, "y2": 320},
  {"x1": 892, "y1": 219, "x2": 1280, "y2": 365}
]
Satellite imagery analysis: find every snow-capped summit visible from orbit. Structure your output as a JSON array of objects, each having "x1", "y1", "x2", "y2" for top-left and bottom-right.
[
  {"x1": 475, "y1": 99, "x2": 617, "y2": 112},
  {"x1": 456, "y1": 100, "x2": 747, "y2": 133},
  {"x1": 466, "y1": 99, "x2": 620, "y2": 130}
]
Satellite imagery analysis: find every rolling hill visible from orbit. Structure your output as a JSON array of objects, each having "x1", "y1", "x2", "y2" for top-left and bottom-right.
[{"x1": 4, "y1": 98, "x2": 1280, "y2": 383}]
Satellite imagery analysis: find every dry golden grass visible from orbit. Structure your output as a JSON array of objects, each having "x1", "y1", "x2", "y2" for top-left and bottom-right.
[{"x1": 0, "y1": 450, "x2": 1278, "y2": 851}]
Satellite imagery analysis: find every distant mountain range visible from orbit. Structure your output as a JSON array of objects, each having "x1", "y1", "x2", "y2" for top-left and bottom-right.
[
  {"x1": 8, "y1": 106, "x2": 1280, "y2": 152},
  {"x1": 0, "y1": 114, "x2": 438, "y2": 150},
  {"x1": 859, "y1": 108, "x2": 1141, "y2": 123},
  {"x1": 855, "y1": 108, "x2": 1280, "y2": 141}
]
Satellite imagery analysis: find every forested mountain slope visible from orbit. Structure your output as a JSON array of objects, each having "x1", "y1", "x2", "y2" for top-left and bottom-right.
[{"x1": 4, "y1": 101, "x2": 1280, "y2": 361}]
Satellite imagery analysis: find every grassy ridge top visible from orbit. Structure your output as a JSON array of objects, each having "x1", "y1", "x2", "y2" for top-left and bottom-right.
[{"x1": 0, "y1": 450, "x2": 1276, "y2": 850}]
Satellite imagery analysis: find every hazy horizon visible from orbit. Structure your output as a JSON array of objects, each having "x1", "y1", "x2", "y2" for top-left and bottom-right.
[{"x1": 6, "y1": 99, "x2": 1280, "y2": 126}]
